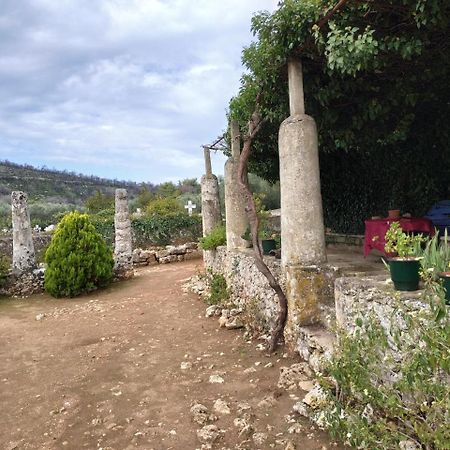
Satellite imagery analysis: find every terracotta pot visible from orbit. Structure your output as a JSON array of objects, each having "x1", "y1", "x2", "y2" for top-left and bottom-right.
[{"x1": 388, "y1": 209, "x2": 401, "y2": 219}]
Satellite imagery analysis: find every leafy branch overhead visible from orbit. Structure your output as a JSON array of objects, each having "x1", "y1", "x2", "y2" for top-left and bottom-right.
[{"x1": 229, "y1": 0, "x2": 450, "y2": 183}]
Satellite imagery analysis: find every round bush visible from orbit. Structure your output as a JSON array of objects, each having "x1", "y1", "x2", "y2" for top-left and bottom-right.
[{"x1": 44, "y1": 211, "x2": 114, "y2": 298}]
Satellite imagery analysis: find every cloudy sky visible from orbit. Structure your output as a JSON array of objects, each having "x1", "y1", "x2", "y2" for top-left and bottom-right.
[{"x1": 0, "y1": 0, "x2": 277, "y2": 183}]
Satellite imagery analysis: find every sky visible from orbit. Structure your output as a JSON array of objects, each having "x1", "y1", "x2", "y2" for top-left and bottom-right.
[{"x1": 0, "y1": 0, "x2": 277, "y2": 183}]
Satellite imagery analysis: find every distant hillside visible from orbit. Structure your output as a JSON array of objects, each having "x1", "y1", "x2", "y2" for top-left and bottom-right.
[{"x1": 0, "y1": 160, "x2": 154, "y2": 206}]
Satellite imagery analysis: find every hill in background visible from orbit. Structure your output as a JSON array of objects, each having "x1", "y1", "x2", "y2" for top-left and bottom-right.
[
  {"x1": 0, "y1": 160, "x2": 153, "y2": 204},
  {"x1": 0, "y1": 160, "x2": 279, "y2": 230},
  {"x1": 0, "y1": 160, "x2": 156, "y2": 228}
]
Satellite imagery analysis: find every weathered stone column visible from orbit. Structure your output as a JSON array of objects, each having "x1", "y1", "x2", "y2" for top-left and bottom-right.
[
  {"x1": 280, "y1": 59, "x2": 326, "y2": 266},
  {"x1": 114, "y1": 189, "x2": 133, "y2": 278},
  {"x1": 224, "y1": 120, "x2": 249, "y2": 249},
  {"x1": 200, "y1": 147, "x2": 222, "y2": 236},
  {"x1": 11, "y1": 191, "x2": 36, "y2": 273},
  {"x1": 279, "y1": 59, "x2": 327, "y2": 332},
  {"x1": 201, "y1": 147, "x2": 222, "y2": 269}
]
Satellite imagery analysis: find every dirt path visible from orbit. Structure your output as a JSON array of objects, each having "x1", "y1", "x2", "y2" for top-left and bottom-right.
[{"x1": 0, "y1": 261, "x2": 341, "y2": 450}]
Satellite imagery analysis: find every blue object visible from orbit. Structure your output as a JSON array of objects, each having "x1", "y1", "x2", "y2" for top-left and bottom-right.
[{"x1": 425, "y1": 200, "x2": 450, "y2": 236}]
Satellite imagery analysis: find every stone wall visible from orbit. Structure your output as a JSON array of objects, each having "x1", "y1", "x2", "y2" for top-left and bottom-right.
[
  {"x1": 0, "y1": 268, "x2": 45, "y2": 297},
  {"x1": 206, "y1": 247, "x2": 340, "y2": 342},
  {"x1": 335, "y1": 276, "x2": 430, "y2": 358},
  {"x1": 133, "y1": 243, "x2": 202, "y2": 266},
  {"x1": 207, "y1": 247, "x2": 285, "y2": 333},
  {"x1": 204, "y1": 247, "x2": 432, "y2": 377},
  {"x1": 0, "y1": 233, "x2": 52, "y2": 262}
]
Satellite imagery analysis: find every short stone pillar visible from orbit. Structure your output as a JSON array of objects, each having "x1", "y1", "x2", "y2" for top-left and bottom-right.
[
  {"x1": 11, "y1": 191, "x2": 36, "y2": 273},
  {"x1": 200, "y1": 147, "x2": 222, "y2": 236},
  {"x1": 279, "y1": 59, "x2": 327, "y2": 332},
  {"x1": 224, "y1": 120, "x2": 249, "y2": 249},
  {"x1": 114, "y1": 189, "x2": 133, "y2": 278}
]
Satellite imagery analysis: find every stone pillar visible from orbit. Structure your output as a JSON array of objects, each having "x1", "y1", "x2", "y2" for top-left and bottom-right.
[
  {"x1": 224, "y1": 120, "x2": 249, "y2": 249},
  {"x1": 11, "y1": 191, "x2": 36, "y2": 273},
  {"x1": 200, "y1": 147, "x2": 222, "y2": 237},
  {"x1": 279, "y1": 59, "x2": 327, "y2": 330},
  {"x1": 280, "y1": 59, "x2": 326, "y2": 267},
  {"x1": 114, "y1": 189, "x2": 133, "y2": 278}
]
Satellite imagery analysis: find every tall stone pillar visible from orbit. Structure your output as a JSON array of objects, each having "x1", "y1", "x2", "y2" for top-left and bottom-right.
[
  {"x1": 11, "y1": 191, "x2": 36, "y2": 273},
  {"x1": 224, "y1": 120, "x2": 249, "y2": 249},
  {"x1": 200, "y1": 147, "x2": 222, "y2": 237},
  {"x1": 114, "y1": 189, "x2": 133, "y2": 278},
  {"x1": 279, "y1": 59, "x2": 327, "y2": 331},
  {"x1": 280, "y1": 59, "x2": 326, "y2": 266}
]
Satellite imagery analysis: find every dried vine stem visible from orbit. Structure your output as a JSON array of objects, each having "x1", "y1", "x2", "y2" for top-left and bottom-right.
[{"x1": 237, "y1": 97, "x2": 288, "y2": 353}]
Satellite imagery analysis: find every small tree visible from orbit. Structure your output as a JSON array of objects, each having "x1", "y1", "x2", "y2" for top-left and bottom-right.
[
  {"x1": 85, "y1": 190, "x2": 114, "y2": 214},
  {"x1": 146, "y1": 197, "x2": 184, "y2": 216},
  {"x1": 44, "y1": 212, "x2": 114, "y2": 297}
]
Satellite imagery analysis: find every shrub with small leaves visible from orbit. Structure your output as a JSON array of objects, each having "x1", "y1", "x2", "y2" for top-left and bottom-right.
[
  {"x1": 0, "y1": 254, "x2": 10, "y2": 287},
  {"x1": 320, "y1": 290, "x2": 450, "y2": 449},
  {"x1": 199, "y1": 225, "x2": 226, "y2": 250},
  {"x1": 207, "y1": 271, "x2": 229, "y2": 306},
  {"x1": 44, "y1": 212, "x2": 114, "y2": 298}
]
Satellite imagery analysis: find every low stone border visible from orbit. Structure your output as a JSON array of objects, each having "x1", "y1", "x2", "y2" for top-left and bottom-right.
[
  {"x1": 0, "y1": 268, "x2": 45, "y2": 297},
  {"x1": 132, "y1": 242, "x2": 201, "y2": 266}
]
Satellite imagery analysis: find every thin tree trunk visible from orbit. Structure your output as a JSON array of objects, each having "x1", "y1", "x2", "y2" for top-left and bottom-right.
[{"x1": 236, "y1": 105, "x2": 288, "y2": 353}]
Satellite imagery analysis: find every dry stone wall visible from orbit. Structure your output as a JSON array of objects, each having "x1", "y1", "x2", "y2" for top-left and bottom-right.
[
  {"x1": 335, "y1": 275, "x2": 432, "y2": 362},
  {"x1": 207, "y1": 247, "x2": 339, "y2": 341},
  {"x1": 0, "y1": 233, "x2": 52, "y2": 262},
  {"x1": 207, "y1": 247, "x2": 284, "y2": 333},
  {"x1": 132, "y1": 243, "x2": 201, "y2": 266}
]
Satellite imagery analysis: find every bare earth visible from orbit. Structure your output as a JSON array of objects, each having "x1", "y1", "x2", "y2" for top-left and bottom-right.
[{"x1": 0, "y1": 260, "x2": 341, "y2": 450}]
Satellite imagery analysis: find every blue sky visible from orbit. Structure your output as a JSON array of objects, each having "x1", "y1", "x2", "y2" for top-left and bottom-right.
[{"x1": 0, "y1": 0, "x2": 277, "y2": 183}]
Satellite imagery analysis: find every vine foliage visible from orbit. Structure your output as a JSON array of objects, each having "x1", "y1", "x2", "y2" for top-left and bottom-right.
[{"x1": 229, "y1": 0, "x2": 450, "y2": 233}]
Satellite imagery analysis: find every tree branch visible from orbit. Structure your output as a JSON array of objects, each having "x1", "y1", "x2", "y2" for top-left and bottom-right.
[
  {"x1": 237, "y1": 96, "x2": 289, "y2": 353},
  {"x1": 317, "y1": 0, "x2": 352, "y2": 30}
]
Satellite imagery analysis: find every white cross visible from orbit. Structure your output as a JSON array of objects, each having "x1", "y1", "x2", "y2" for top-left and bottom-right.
[{"x1": 184, "y1": 200, "x2": 197, "y2": 216}]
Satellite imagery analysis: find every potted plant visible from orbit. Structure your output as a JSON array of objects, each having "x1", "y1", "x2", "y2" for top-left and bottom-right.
[
  {"x1": 440, "y1": 265, "x2": 450, "y2": 304},
  {"x1": 260, "y1": 226, "x2": 277, "y2": 255},
  {"x1": 384, "y1": 222, "x2": 425, "y2": 291},
  {"x1": 421, "y1": 231, "x2": 450, "y2": 304}
]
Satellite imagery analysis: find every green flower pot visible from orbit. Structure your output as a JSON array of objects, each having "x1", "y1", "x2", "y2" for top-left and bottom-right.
[
  {"x1": 261, "y1": 239, "x2": 276, "y2": 255},
  {"x1": 439, "y1": 274, "x2": 450, "y2": 305},
  {"x1": 388, "y1": 258, "x2": 421, "y2": 291}
]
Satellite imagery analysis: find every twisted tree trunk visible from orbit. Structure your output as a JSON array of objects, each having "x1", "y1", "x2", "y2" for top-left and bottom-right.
[{"x1": 236, "y1": 104, "x2": 288, "y2": 353}]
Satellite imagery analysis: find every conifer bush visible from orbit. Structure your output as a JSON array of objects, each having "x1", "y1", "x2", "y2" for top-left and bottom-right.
[{"x1": 44, "y1": 211, "x2": 114, "y2": 298}]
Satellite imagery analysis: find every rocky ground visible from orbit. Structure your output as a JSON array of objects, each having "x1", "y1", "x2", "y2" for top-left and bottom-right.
[{"x1": 0, "y1": 260, "x2": 343, "y2": 450}]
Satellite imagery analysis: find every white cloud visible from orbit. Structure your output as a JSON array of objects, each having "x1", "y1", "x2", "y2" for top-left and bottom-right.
[{"x1": 0, "y1": 0, "x2": 277, "y2": 182}]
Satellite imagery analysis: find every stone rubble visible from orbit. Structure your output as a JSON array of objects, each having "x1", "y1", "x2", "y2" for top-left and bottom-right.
[
  {"x1": 277, "y1": 363, "x2": 314, "y2": 390},
  {"x1": 0, "y1": 267, "x2": 44, "y2": 297},
  {"x1": 190, "y1": 403, "x2": 217, "y2": 426},
  {"x1": 197, "y1": 424, "x2": 221, "y2": 444},
  {"x1": 252, "y1": 432, "x2": 268, "y2": 445},
  {"x1": 213, "y1": 399, "x2": 231, "y2": 415}
]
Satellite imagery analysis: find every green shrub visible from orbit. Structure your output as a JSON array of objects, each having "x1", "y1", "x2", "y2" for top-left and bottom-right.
[
  {"x1": 132, "y1": 215, "x2": 201, "y2": 247},
  {"x1": 91, "y1": 214, "x2": 202, "y2": 247},
  {"x1": 44, "y1": 211, "x2": 114, "y2": 298},
  {"x1": 207, "y1": 272, "x2": 229, "y2": 306},
  {"x1": 146, "y1": 197, "x2": 184, "y2": 216},
  {"x1": 200, "y1": 225, "x2": 226, "y2": 250},
  {"x1": 84, "y1": 190, "x2": 114, "y2": 214},
  {"x1": 320, "y1": 291, "x2": 450, "y2": 449},
  {"x1": 0, "y1": 254, "x2": 10, "y2": 287}
]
